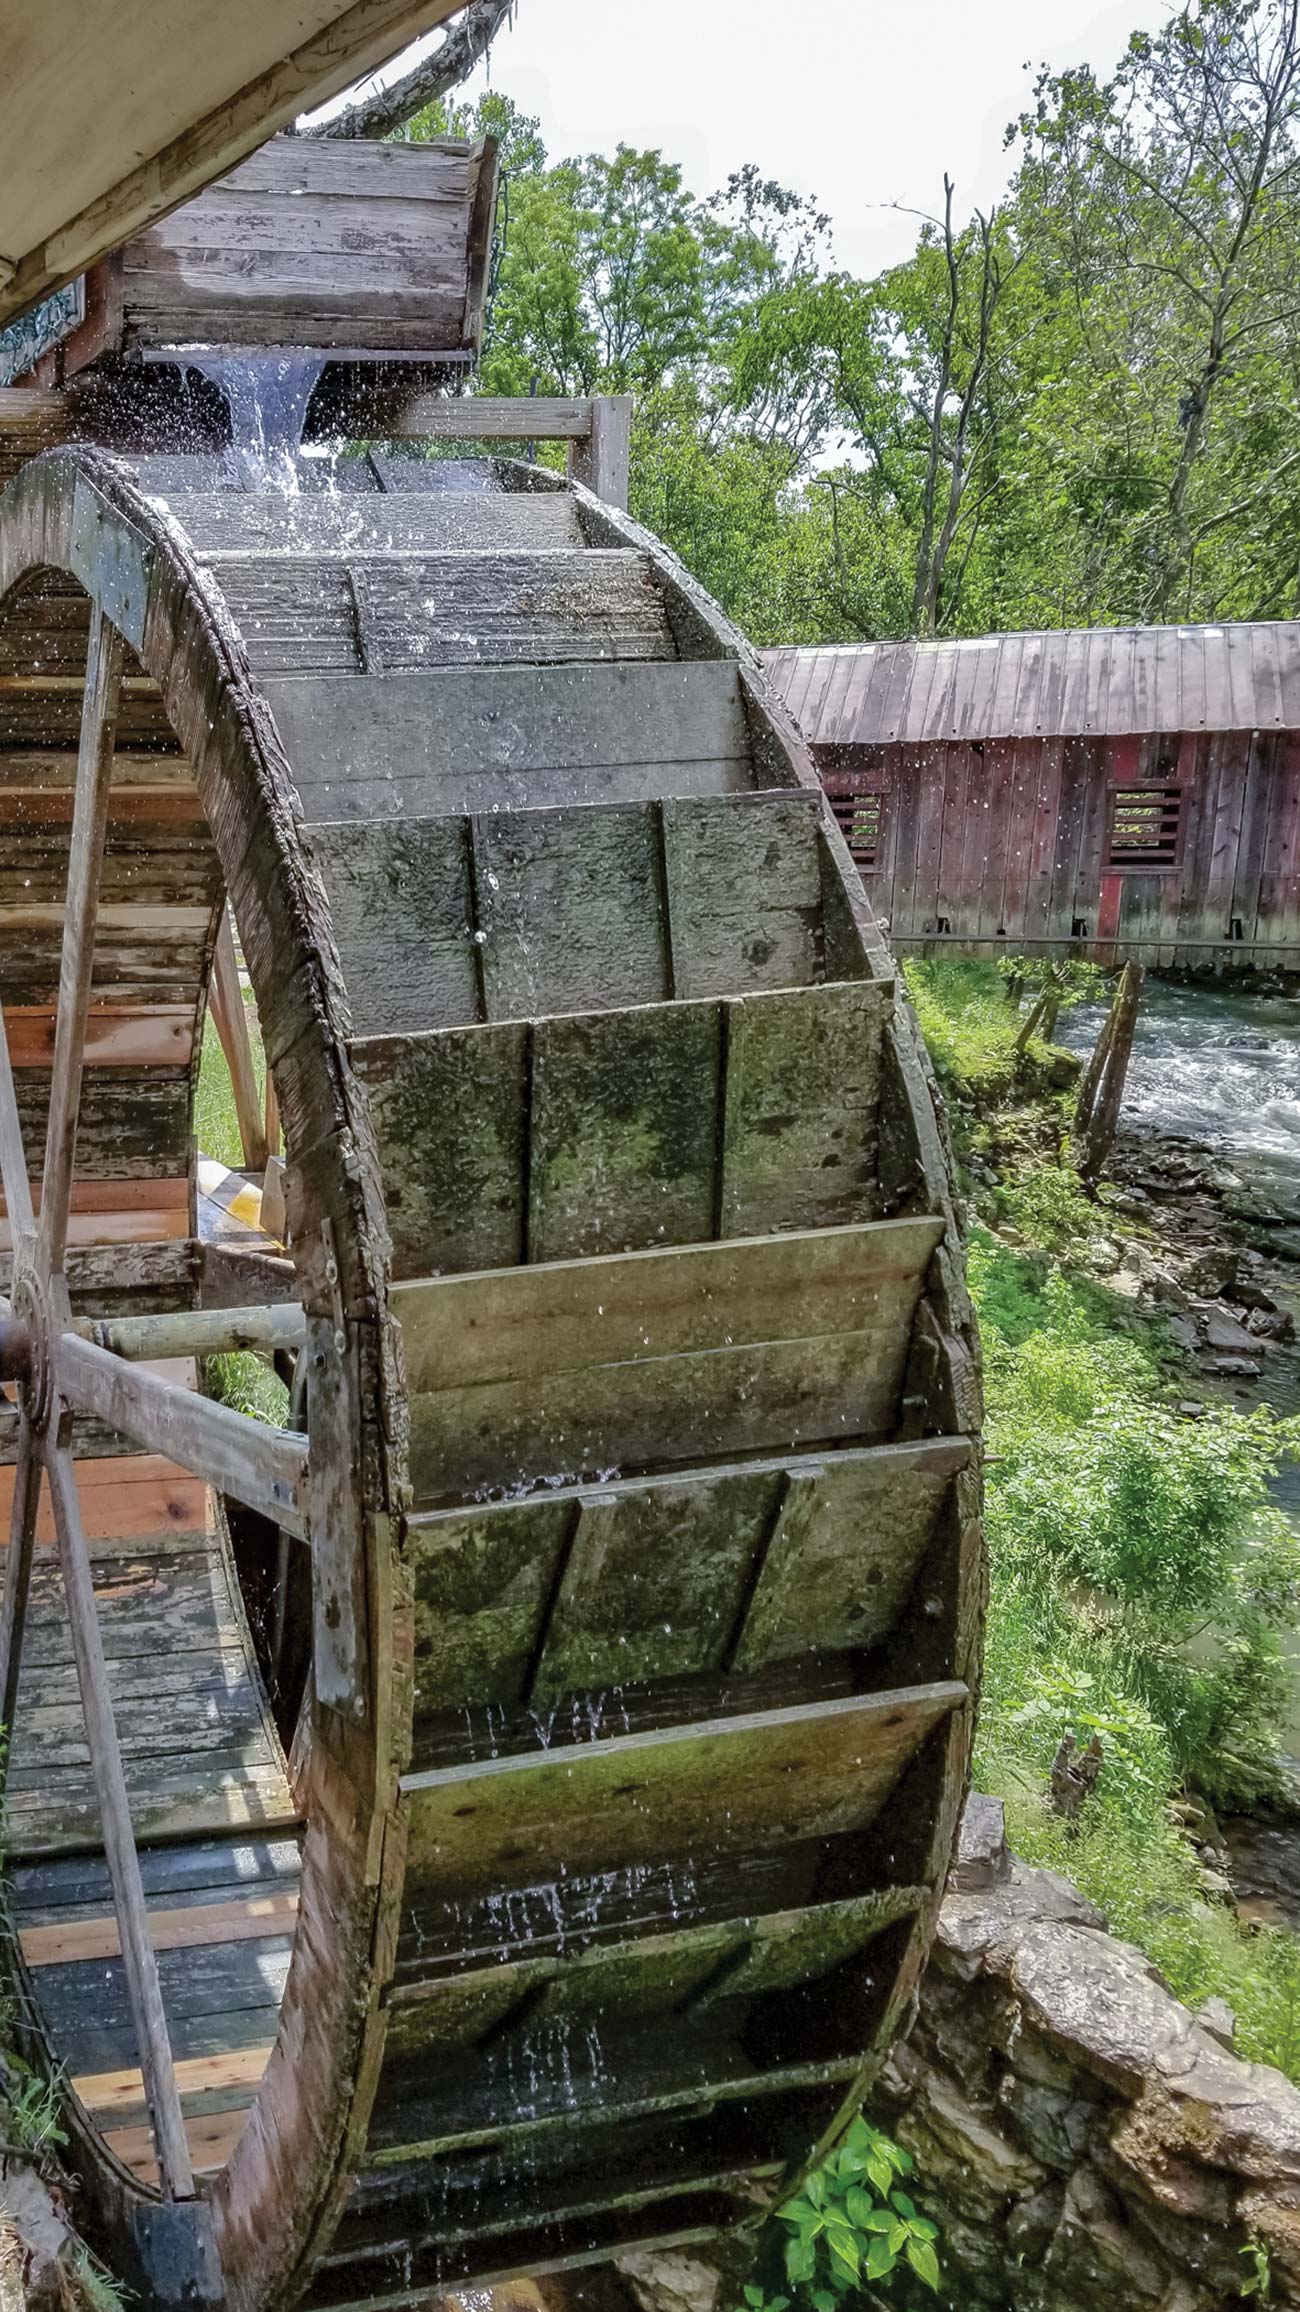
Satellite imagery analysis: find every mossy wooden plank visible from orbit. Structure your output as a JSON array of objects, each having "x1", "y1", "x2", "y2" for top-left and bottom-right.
[
  {"x1": 527, "y1": 1000, "x2": 720, "y2": 1263},
  {"x1": 733, "y1": 1438, "x2": 971, "y2": 1671},
  {"x1": 528, "y1": 1472, "x2": 781, "y2": 1703},
  {"x1": 662, "y1": 791, "x2": 827, "y2": 998},
  {"x1": 410, "y1": 1496, "x2": 574, "y2": 1716},
  {"x1": 720, "y1": 981, "x2": 892, "y2": 1236},
  {"x1": 397, "y1": 1229, "x2": 939, "y2": 1387},
  {"x1": 406, "y1": 1443, "x2": 962, "y2": 1718},
  {"x1": 401, "y1": 1682, "x2": 965, "y2": 1897},
  {"x1": 475, "y1": 802, "x2": 669, "y2": 1022},
  {"x1": 397, "y1": 1219, "x2": 942, "y2": 1497},
  {"x1": 309, "y1": 819, "x2": 478, "y2": 1036},
  {"x1": 351, "y1": 1022, "x2": 527, "y2": 1278},
  {"x1": 690, "y1": 1887, "x2": 924, "y2": 2006},
  {"x1": 266, "y1": 661, "x2": 752, "y2": 821}
]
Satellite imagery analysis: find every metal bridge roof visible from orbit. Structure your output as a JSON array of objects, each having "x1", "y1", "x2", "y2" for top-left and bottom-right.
[
  {"x1": 764, "y1": 622, "x2": 1300, "y2": 746},
  {"x1": 0, "y1": 0, "x2": 466, "y2": 327}
]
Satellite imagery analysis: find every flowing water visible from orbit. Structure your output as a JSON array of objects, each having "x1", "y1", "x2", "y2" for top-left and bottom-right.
[
  {"x1": 184, "y1": 353, "x2": 328, "y2": 491},
  {"x1": 1060, "y1": 979, "x2": 1300, "y2": 1211}
]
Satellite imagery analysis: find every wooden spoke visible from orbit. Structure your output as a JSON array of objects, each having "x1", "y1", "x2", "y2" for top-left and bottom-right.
[
  {"x1": 0, "y1": 998, "x2": 34, "y2": 1264},
  {"x1": 0, "y1": 1415, "x2": 42, "y2": 1744},
  {"x1": 57, "y1": 1331, "x2": 309, "y2": 1537},
  {"x1": 210, "y1": 907, "x2": 269, "y2": 1174},
  {"x1": 43, "y1": 1430, "x2": 195, "y2": 2200},
  {"x1": 40, "y1": 607, "x2": 123, "y2": 1278}
]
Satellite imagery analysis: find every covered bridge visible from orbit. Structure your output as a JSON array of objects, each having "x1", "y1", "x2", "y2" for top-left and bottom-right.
[{"x1": 765, "y1": 622, "x2": 1300, "y2": 969}]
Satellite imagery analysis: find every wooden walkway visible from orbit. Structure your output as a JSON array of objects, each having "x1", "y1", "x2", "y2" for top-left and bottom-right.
[{"x1": 3, "y1": 1399, "x2": 300, "y2": 2185}]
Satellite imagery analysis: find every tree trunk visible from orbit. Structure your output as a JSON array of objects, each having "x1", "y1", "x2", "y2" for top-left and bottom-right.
[{"x1": 1075, "y1": 963, "x2": 1144, "y2": 1185}]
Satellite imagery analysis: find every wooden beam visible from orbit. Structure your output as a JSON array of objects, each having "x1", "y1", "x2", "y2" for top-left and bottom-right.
[
  {"x1": 40, "y1": 606, "x2": 123, "y2": 1277},
  {"x1": 568, "y1": 397, "x2": 633, "y2": 511},
  {"x1": 0, "y1": 1423, "x2": 42, "y2": 1744},
  {"x1": 42, "y1": 1433, "x2": 194, "y2": 2199},
  {"x1": 57, "y1": 1332, "x2": 308, "y2": 1537},
  {"x1": 75, "y1": 1302, "x2": 306, "y2": 1363},
  {"x1": 209, "y1": 908, "x2": 268, "y2": 1174},
  {"x1": 389, "y1": 394, "x2": 599, "y2": 441},
  {"x1": 0, "y1": 1002, "x2": 35, "y2": 1254}
]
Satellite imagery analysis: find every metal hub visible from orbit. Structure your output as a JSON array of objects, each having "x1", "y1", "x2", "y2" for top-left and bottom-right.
[{"x1": 8, "y1": 1266, "x2": 50, "y2": 1428}]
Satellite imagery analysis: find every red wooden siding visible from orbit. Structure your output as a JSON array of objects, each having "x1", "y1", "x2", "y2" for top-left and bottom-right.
[{"x1": 766, "y1": 631, "x2": 1300, "y2": 967}]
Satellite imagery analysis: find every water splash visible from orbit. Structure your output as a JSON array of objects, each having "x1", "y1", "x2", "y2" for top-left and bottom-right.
[{"x1": 186, "y1": 353, "x2": 327, "y2": 492}]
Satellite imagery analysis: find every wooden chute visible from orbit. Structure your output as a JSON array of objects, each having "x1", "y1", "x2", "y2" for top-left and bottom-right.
[{"x1": 0, "y1": 0, "x2": 472, "y2": 327}]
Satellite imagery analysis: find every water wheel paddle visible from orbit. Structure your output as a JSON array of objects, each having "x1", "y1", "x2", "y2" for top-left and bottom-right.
[{"x1": 0, "y1": 444, "x2": 981, "y2": 2311}]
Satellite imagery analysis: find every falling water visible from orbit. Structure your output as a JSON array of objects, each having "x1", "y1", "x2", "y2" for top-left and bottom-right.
[{"x1": 186, "y1": 352, "x2": 328, "y2": 491}]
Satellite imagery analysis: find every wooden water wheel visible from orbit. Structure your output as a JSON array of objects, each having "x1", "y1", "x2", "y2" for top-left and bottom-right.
[{"x1": 0, "y1": 441, "x2": 981, "y2": 2311}]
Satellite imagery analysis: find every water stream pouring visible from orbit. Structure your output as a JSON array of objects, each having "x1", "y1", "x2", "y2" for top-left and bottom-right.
[{"x1": 186, "y1": 352, "x2": 328, "y2": 490}]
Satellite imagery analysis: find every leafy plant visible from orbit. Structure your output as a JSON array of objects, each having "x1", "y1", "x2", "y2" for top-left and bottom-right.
[
  {"x1": 775, "y1": 2118, "x2": 940, "y2": 2303},
  {"x1": 1240, "y1": 2235, "x2": 1273, "y2": 2299}
]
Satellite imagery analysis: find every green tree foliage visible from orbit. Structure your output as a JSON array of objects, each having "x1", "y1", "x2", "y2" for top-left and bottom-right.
[{"x1": 405, "y1": 0, "x2": 1300, "y2": 642}]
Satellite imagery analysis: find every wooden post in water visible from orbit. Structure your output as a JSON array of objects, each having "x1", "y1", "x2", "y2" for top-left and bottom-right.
[{"x1": 1075, "y1": 962, "x2": 1144, "y2": 1185}]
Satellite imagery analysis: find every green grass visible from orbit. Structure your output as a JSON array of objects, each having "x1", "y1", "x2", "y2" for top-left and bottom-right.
[
  {"x1": 908, "y1": 960, "x2": 1300, "y2": 2083},
  {"x1": 195, "y1": 1004, "x2": 266, "y2": 1172}
]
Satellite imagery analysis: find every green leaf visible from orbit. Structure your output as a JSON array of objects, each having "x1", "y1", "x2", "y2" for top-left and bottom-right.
[
  {"x1": 810, "y1": 2291, "x2": 837, "y2": 2311},
  {"x1": 911, "y1": 2216, "x2": 938, "y2": 2241},
  {"x1": 780, "y1": 2199, "x2": 817, "y2": 2228},
  {"x1": 845, "y1": 2188, "x2": 882, "y2": 2230},
  {"x1": 865, "y1": 2237, "x2": 895, "y2": 2283},
  {"x1": 856, "y1": 2209, "x2": 896, "y2": 2235},
  {"x1": 784, "y1": 2238, "x2": 816, "y2": 2287},
  {"x1": 890, "y1": 2190, "x2": 918, "y2": 2220},
  {"x1": 865, "y1": 2155, "x2": 893, "y2": 2195},
  {"x1": 907, "y1": 2237, "x2": 942, "y2": 2291}
]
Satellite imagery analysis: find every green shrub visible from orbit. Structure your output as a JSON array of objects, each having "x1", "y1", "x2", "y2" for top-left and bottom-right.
[
  {"x1": 742, "y1": 2118, "x2": 940, "y2": 2312},
  {"x1": 996, "y1": 1164, "x2": 1105, "y2": 1256}
]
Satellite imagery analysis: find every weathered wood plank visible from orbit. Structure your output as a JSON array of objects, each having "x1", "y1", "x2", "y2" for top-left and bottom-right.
[
  {"x1": 351, "y1": 1021, "x2": 527, "y2": 1278},
  {"x1": 310, "y1": 817, "x2": 479, "y2": 1037},
  {"x1": 220, "y1": 550, "x2": 674, "y2": 676},
  {"x1": 719, "y1": 982, "x2": 891, "y2": 1237},
  {"x1": 475, "y1": 802, "x2": 669, "y2": 1022},
  {"x1": 401, "y1": 1684, "x2": 965, "y2": 1896},
  {"x1": 266, "y1": 661, "x2": 752, "y2": 821},
  {"x1": 661, "y1": 791, "x2": 827, "y2": 999},
  {"x1": 397, "y1": 1218, "x2": 944, "y2": 1500},
  {"x1": 177, "y1": 493, "x2": 585, "y2": 558},
  {"x1": 406, "y1": 1438, "x2": 968, "y2": 1715},
  {"x1": 526, "y1": 1000, "x2": 720, "y2": 1261},
  {"x1": 384, "y1": 1889, "x2": 921, "y2": 2061}
]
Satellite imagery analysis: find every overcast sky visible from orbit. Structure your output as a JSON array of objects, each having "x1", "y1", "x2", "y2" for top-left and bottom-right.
[{"x1": 339, "y1": 0, "x2": 1174, "y2": 276}]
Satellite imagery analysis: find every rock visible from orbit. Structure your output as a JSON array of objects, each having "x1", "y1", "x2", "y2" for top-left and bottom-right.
[
  {"x1": 937, "y1": 1859, "x2": 1107, "y2": 1983},
  {"x1": 1144, "y1": 1268, "x2": 1193, "y2": 1312},
  {"x1": 615, "y1": 2254, "x2": 723, "y2": 2312},
  {"x1": 1185, "y1": 1248, "x2": 1240, "y2": 1298},
  {"x1": 1236, "y1": 1278, "x2": 1281, "y2": 1312},
  {"x1": 1199, "y1": 1303, "x2": 1258, "y2": 1352},
  {"x1": 1248, "y1": 1306, "x2": 1296, "y2": 1341},
  {"x1": 1165, "y1": 1315, "x2": 1200, "y2": 1352},
  {"x1": 1198, "y1": 1996, "x2": 1238, "y2": 2051},
  {"x1": 1177, "y1": 1397, "x2": 1207, "y2": 1417},
  {"x1": 951, "y1": 1794, "x2": 1010, "y2": 1890},
  {"x1": 1206, "y1": 1354, "x2": 1263, "y2": 1377}
]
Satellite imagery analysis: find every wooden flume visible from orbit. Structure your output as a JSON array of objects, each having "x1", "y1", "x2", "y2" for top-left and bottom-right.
[{"x1": 0, "y1": 99, "x2": 983, "y2": 2286}]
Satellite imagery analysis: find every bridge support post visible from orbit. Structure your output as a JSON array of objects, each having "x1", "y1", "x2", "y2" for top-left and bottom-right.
[{"x1": 1075, "y1": 962, "x2": 1144, "y2": 1187}]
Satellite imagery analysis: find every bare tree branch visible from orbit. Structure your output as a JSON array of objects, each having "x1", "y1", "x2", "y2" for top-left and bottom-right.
[{"x1": 295, "y1": 0, "x2": 512, "y2": 139}]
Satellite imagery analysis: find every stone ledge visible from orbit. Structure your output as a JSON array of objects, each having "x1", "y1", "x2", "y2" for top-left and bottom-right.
[{"x1": 615, "y1": 1797, "x2": 1300, "y2": 2312}]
